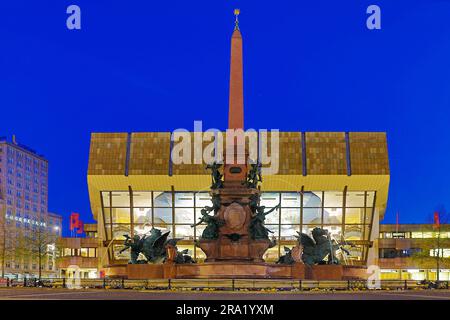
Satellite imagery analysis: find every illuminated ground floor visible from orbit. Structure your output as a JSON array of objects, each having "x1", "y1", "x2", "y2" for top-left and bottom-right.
[
  {"x1": 59, "y1": 268, "x2": 98, "y2": 279},
  {"x1": 380, "y1": 269, "x2": 450, "y2": 281},
  {"x1": 98, "y1": 190, "x2": 379, "y2": 268}
]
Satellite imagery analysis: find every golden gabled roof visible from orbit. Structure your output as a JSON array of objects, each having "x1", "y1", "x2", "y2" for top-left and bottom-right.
[{"x1": 87, "y1": 131, "x2": 390, "y2": 220}]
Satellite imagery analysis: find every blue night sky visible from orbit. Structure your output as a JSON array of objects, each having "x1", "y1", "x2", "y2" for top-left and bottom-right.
[{"x1": 1, "y1": 1, "x2": 450, "y2": 235}]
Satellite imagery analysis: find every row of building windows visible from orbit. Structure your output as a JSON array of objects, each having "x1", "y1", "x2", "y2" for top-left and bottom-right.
[
  {"x1": 103, "y1": 191, "x2": 375, "y2": 208},
  {"x1": 3, "y1": 146, "x2": 47, "y2": 165},
  {"x1": 4, "y1": 199, "x2": 47, "y2": 212},
  {"x1": 380, "y1": 269, "x2": 450, "y2": 281},
  {"x1": 3, "y1": 159, "x2": 47, "y2": 175},
  {"x1": 102, "y1": 191, "x2": 375, "y2": 225},
  {"x1": 4, "y1": 186, "x2": 46, "y2": 196},
  {"x1": 61, "y1": 248, "x2": 97, "y2": 258},
  {"x1": 379, "y1": 231, "x2": 450, "y2": 239},
  {"x1": 4, "y1": 179, "x2": 47, "y2": 190},
  {"x1": 4, "y1": 169, "x2": 47, "y2": 181},
  {"x1": 5, "y1": 261, "x2": 55, "y2": 271},
  {"x1": 379, "y1": 248, "x2": 450, "y2": 258}
]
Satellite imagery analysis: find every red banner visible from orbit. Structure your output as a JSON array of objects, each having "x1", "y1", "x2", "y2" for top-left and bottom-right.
[
  {"x1": 70, "y1": 212, "x2": 84, "y2": 234},
  {"x1": 76, "y1": 220, "x2": 84, "y2": 234},
  {"x1": 69, "y1": 212, "x2": 80, "y2": 231},
  {"x1": 434, "y1": 211, "x2": 440, "y2": 229}
]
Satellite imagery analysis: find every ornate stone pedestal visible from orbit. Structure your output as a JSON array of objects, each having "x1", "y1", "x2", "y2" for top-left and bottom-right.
[
  {"x1": 110, "y1": 263, "x2": 366, "y2": 280},
  {"x1": 124, "y1": 262, "x2": 305, "y2": 279},
  {"x1": 175, "y1": 262, "x2": 305, "y2": 279},
  {"x1": 305, "y1": 265, "x2": 369, "y2": 280},
  {"x1": 198, "y1": 238, "x2": 272, "y2": 262},
  {"x1": 196, "y1": 181, "x2": 275, "y2": 263}
]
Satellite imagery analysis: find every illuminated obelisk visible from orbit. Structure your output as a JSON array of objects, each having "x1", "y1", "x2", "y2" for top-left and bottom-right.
[
  {"x1": 195, "y1": 10, "x2": 273, "y2": 264},
  {"x1": 224, "y1": 9, "x2": 248, "y2": 183},
  {"x1": 228, "y1": 9, "x2": 244, "y2": 130}
]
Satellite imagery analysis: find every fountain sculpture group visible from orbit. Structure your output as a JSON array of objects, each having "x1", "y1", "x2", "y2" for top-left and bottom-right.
[
  {"x1": 120, "y1": 160, "x2": 366, "y2": 280},
  {"x1": 118, "y1": 11, "x2": 367, "y2": 280}
]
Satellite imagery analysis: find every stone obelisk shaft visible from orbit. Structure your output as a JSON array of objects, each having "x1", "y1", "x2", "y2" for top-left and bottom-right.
[{"x1": 228, "y1": 29, "x2": 244, "y2": 130}]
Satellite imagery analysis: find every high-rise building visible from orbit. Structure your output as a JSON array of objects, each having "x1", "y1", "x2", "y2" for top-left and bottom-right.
[{"x1": 0, "y1": 136, "x2": 62, "y2": 279}]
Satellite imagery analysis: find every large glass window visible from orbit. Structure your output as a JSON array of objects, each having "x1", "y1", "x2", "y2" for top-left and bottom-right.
[
  {"x1": 364, "y1": 208, "x2": 373, "y2": 224},
  {"x1": 326, "y1": 225, "x2": 343, "y2": 239},
  {"x1": 154, "y1": 207, "x2": 172, "y2": 224},
  {"x1": 175, "y1": 192, "x2": 194, "y2": 207},
  {"x1": 134, "y1": 224, "x2": 153, "y2": 236},
  {"x1": 280, "y1": 225, "x2": 299, "y2": 240},
  {"x1": 266, "y1": 225, "x2": 280, "y2": 237},
  {"x1": 100, "y1": 189, "x2": 375, "y2": 264},
  {"x1": 112, "y1": 224, "x2": 131, "y2": 240},
  {"x1": 281, "y1": 208, "x2": 300, "y2": 224},
  {"x1": 111, "y1": 208, "x2": 131, "y2": 224},
  {"x1": 102, "y1": 192, "x2": 111, "y2": 207},
  {"x1": 133, "y1": 192, "x2": 152, "y2": 207},
  {"x1": 195, "y1": 192, "x2": 212, "y2": 207},
  {"x1": 265, "y1": 208, "x2": 280, "y2": 224},
  {"x1": 175, "y1": 208, "x2": 195, "y2": 224},
  {"x1": 260, "y1": 193, "x2": 279, "y2": 207},
  {"x1": 174, "y1": 225, "x2": 194, "y2": 239},
  {"x1": 154, "y1": 192, "x2": 172, "y2": 207},
  {"x1": 344, "y1": 225, "x2": 364, "y2": 241},
  {"x1": 133, "y1": 208, "x2": 152, "y2": 224},
  {"x1": 114, "y1": 244, "x2": 129, "y2": 260},
  {"x1": 303, "y1": 191, "x2": 323, "y2": 207},
  {"x1": 103, "y1": 208, "x2": 111, "y2": 223},
  {"x1": 111, "y1": 192, "x2": 130, "y2": 207},
  {"x1": 323, "y1": 208, "x2": 343, "y2": 224},
  {"x1": 346, "y1": 192, "x2": 365, "y2": 207},
  {"x1": 281, "y1": 193, "x2": 300, "y2": 207},
  {"x1": 303, "y1": 208, "x2": 321, "y2": 224},
  {"x1": 345, "y1": 208, "x2": 364, "y2": 224},
  {"x1": 366, "y1": 191, "x2": 375, "y2": 207},
  {"x1": 324, "y1": 191, "x2": 343, "y2": 207}
]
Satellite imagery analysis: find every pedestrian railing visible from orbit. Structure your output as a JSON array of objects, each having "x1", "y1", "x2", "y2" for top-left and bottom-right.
[{"x1": 2, "y1": 278, "x2": 449, "y2": 291}]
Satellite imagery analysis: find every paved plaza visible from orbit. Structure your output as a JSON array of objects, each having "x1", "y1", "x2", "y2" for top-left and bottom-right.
[{"x1": 1, "y1": 288, "x2": 450, "y2": 300}]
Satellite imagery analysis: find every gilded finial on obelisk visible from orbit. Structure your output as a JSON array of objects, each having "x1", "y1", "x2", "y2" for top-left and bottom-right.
[{"x1": 234, "y1": 9, "x2": 240, "y2": 30}]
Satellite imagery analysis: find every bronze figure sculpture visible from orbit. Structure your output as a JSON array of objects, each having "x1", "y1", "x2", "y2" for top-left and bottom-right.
[
  {"x1": 249, "y1": 203, "x2": 280, "y2": 240},
  {"x1": 276, "y1": 246, "x2": 296, "y2": 265},
  {"x1": 120, "y1": 228, "x2": 194, "y2": 264},
  {"x1": 120, "y1": 234, "x2": 145, "y2": 264},
  {"x1": 206, "y1": 162, "x2": 224, "y2": 189},
  {"x1": 243, "y1": 162, "x2": 262, "y2": 188},
  {"x1": 191, "y1": 209, "x2": 225, "y2": 240},
  {"x1": 297, "y1": 227, "x2": 350, "y2": 265}
]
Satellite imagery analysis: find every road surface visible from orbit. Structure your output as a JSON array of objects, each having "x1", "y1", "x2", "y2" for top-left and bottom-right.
[{"x1": 1, "y1": 287, "x2": 450, "y2": 300}]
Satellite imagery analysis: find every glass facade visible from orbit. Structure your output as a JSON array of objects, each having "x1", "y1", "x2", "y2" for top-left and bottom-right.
[{"x1": 101, "y1": 190, "x2": 376, "y2": 265}]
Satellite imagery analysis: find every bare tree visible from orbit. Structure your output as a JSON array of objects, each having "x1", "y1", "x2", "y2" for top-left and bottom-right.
[
  {"x1": 430, "y1": 207, "x2": 449, "y2": 282},
  {"x1": 1, "y1": 206, "x2": 28, "y2": 278},
  {"x1": 1, "y1": 228, "x2": 30, "y2": 278},
  {"x1": 412, "y1": 206, "x2": 450, "y2": 282},
  {"x1": 25, "y1": 222, "x2": 59, "y2": 280}
]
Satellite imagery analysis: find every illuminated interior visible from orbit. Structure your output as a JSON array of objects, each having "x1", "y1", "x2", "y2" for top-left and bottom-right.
[{"x1": 100, "y1": 190, "x2": 376, "y2": 265}]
